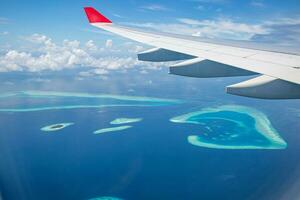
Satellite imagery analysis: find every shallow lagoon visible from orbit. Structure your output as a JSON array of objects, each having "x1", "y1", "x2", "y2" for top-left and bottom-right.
[
  {"x1": 170, "y1": 105, "x2": 287, "y2": 149},
  {"x1": 0, "y1": 91, "x2": 181, "y2": 112}
]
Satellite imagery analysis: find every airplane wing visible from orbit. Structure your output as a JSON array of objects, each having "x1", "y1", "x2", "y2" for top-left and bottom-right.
[{"x1": 84, "y1": 7, "x2": 300, "y2": 99}]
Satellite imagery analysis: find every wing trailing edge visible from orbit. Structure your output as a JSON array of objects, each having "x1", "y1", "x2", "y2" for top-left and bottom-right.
[{"x1": 84, "y1": 7, "x2": 300, "y2": 99}]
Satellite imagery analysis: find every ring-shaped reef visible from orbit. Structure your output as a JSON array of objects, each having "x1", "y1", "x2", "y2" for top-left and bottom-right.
[
  {"x1": 0, "y1": 91, "x2": 181, "y2": 112},
  {"x1": 41, "y1": 123, "x2": 74, "y2": 132},
  {"x1": 170, "y1": 105, "x2": 287, "y2": 149},
  {"x1": 110, "y1": 118, "x2": 142, "y2": 125}
]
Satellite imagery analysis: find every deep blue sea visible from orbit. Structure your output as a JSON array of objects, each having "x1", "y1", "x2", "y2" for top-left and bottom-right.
[{"x1": 1, "y1": 70, "x2": 300, "y2": 200}]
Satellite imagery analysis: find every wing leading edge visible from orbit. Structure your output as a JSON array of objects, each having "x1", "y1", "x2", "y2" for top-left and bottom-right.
[{"x1": 84, "y1": 7, "x2": 300, "y2": 99}]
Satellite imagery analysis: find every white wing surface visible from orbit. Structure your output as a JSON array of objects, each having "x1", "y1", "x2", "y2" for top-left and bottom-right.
[{"x1": 84, "y1": 7, "x2": 300, "y2": 99}]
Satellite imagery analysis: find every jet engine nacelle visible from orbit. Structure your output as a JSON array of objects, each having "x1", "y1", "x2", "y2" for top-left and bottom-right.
[
  {"x1": 138, "y1": 48, "x2": 195, "y2": 62},
  {"x1": 227, "y1": 75, "x2": 300, "y2": 99},
  {"x1": 169, "y1": 58, "x2": 257, "y2": 78}
]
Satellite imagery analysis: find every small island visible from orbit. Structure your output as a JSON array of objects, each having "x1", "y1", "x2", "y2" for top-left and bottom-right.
[
  {"x1": 110, "y1": 118, "x2": 142, "y2": 125},
  {"x1": 41, "y1": 123, "x2": 74, "y2": 132},
  {"x1": 93, "y1": 126, "x2": 132, "y2": 134}
]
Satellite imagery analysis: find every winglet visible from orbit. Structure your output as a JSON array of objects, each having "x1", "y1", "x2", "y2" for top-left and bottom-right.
[{"x1": 84, "y1": 7, "x2": 112, "y2": 23}]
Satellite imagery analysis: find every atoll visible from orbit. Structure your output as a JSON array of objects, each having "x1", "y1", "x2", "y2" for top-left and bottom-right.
[{"x1": 170, "y1": 105, "x2": 287, "y2": 149}]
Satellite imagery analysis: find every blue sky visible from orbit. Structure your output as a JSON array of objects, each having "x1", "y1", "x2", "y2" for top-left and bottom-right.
[
  {"x1": 1, "y1": 0, "x2": 300, "y2": 41},
  {"x1": 0, "y1": 0, "x2": 299, "y2": 75}
]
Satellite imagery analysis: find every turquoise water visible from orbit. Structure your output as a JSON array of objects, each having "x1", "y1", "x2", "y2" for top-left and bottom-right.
[
  {"x1": 0, "y1": 91, "x2": 181, "y2": 112},
  {"x1": 0, "y1": 91, "x2": 287, "y2": 149},
  {"x1": 0, "y1": 87, "x2": 297, "y2": 200},
  {"x1": 170, "y1": 105, "x2": 287, "y2": 149}
]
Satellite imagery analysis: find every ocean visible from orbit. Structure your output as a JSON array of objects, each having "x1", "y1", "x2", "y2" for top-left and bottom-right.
[{"x1": 1, "y1": 70, "x2": 300, "y2": 200}]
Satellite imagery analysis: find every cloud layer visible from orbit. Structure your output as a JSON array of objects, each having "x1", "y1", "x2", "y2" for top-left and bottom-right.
[
  {"x1": 125, "y1": 16, "x2": 300, "y2": 43},
  {"x1": 140, "y1": 4, "x2": 170, "y2": 11},
  {"x1": 0, "y1": 34, "x2": 163, "y2": 74}
]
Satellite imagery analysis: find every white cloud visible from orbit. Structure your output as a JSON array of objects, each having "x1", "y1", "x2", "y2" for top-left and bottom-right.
[
  {"x1": 141, "y1": 4, "x2": 170, "y2": 11},
  {"x1": 0, "y1": 34, "x2": 117, "y2": 72},
  {"x1": 0, "y1": 17, "x2": 9, "y2": 24},
  {"x1": 140, "y1": 70, "x2": 149, "y2": 74},
  {"x1": 85, "y1": 40, "x2": 98, "y2": 51},
  {"x1": 93, "y1": 68, "x2": 109, "y2": 75},
  {"x1": 178, "y1": 18, "x2": 270, "y2": 37},
  {"x1": 113, "y1": 13, "x2": 123, "y2": 18},
  {"x1": 250, "y1": 0, "x2": 265, "y2": 7},
  {"x1": 264, "y1": 18, "x2": 300, "y2": 26},
  {"x1": 252, "y1": 17, "x2": 300, "y2": 45},
  {"x1": 195, "y1": 5, "x2": 205, "y2": 10},
  {"x1": 0, "y1": 34, "x2": 164, "y2": 74},
  {"x1": 177, "y1": 18, "x2": 203, "y2": 25},
  {"x1": 0, "y1": 31, "x2": 9, "y2": 36},
  {"x1": 125, "y1": 16, "x2": 300, "y2": 44},
  {"x1": 190, "y1": 0, "x2": 228, "y2": 4},
  {"x1": 27, "y1": 78, "x2": 51, "y2": 83},
  {"x1": 126, "y1": 18, "x2": 270, "y2": 41},
  {"x1": 105, "y1": 39, "x2": 113, "y2": 48}
]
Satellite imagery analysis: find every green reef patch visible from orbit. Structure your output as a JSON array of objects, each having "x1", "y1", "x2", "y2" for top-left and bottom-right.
[
  {"x1": 0, "y1": 91, "x2": 181, "y2": 112},
  {"x1": 93, "y1": 126, "x2": 132, "y2": 134},
  {"x1": 41, "y1": 123, "x2": 74, "y2": 132},
  {"x1": 110, "y1": 118, "x2": 142, "y2": 125},
  {"x1": 170, "y1": 105, "x2": 287, "y2": 149}
]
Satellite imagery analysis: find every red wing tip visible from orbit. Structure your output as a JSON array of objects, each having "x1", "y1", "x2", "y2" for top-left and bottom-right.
[{"x1": 84, "y1": 7, "x2": 112, "y2": 23}]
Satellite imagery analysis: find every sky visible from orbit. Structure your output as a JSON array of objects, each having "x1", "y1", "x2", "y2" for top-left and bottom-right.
[{"x1": 0, "y1": 0, "x2": 300, "y2": 76}]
